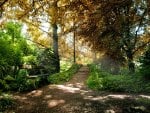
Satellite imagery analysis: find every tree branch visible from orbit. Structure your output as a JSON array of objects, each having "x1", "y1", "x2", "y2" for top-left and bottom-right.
[
  {"x1": 133, "y1": 41, "x2": 150, "y2": 54},
  {"x1": 0, "y1": 0, "x2": 8, "y2": 8},
  {"x1": 26, "y1": 38, "x2": 48, "y2": 48},
  {"x1": 134, "y1": 9, "x2": 147, "y2": 46}
]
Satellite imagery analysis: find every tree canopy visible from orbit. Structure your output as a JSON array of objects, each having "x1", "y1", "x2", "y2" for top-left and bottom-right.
[{"x1": 0, "y1": 0, "x2": 150, "y2": 73}]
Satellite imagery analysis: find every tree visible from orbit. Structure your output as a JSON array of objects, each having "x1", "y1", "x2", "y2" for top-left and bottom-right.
[
  {"x1": 0, "y1": 22, "x2": 28, "y2": 76},
  {"x1": 2, "y1": 0, "x2": 75, "y2": 72},
  {"x1": 1, "y1": 0, "x2": 150, "y2": 74},
  {"x1": 0, "y1": 0, "x2": 8, "y2": 18},
  {"x1": 76, "y1": 0, "x2": 150, "y2": 73},
  {"x1": 140, "y1": 45, "x2": 150, "y2": 80}
]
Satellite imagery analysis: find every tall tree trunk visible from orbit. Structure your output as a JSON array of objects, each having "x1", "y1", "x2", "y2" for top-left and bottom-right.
[
  {"x1": 123, "y1": 4, "x2": 135, "y2": 74},
  {"x1": 73, "y1": 30, "x2": 76, "y2": 63},
  {"x1": 52, "y1": 23, "x2": 60, "y2": 72},
  {"x1": 126, "y1": 50, "x2": 135, "y2": 73}
]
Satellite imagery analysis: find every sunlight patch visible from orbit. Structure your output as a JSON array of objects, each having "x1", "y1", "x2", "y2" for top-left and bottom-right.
[
  {"x1": 27, "y1": 90, "x2": 43, "y2": 97},
  {"x1": 14, "y1": 95, "x2": 27, "y2": 100},
  {"x1": 76, "y1": 83, "x2": 84, "y2": 88},
  {"x1": 139, "y1": 95, "x2": 150, "y2": 99},
  {"x1": 84, "y1": 94, "x2": 132, "y2": 101},
  {"x1": 56, "y1": 85, "x2": 80, "y2": 93},
  {"x1": 44, "y1": 95, "x2": 52, "y2": 99},
  {"x1": 47, "y1": 99, "x2": 65, "y2": 108},
  {"x1": 84, "y1": 96, "x2": 108, "y2": 101},
  {"x1": 108, "y1": 94, "x2": 131, "y2": 99},
  {"x1": 105, "y1": 109, "x2": 115, "y2": 113},
  {"x1": 66, "y1": 83, "x2": 84, "y2": 88}
]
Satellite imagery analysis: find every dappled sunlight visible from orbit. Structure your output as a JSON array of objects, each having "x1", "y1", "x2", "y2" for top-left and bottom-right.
[
  {"x1": 139, "y1": 95, "x2": 150, "y2": 99},
  {"x1": 80, "y1": 90, "x2": 90, "y2": 95},
  {"x1": 75, "y1": 83, "x2": 84, "y2": 88},
  {"x1": 47, "y1": 99, "x2": 65, "y2": 108},
  {"x1": 14, "y1": 95, "x2": 28, "y2": 100},
  {"x1": 56, "y1": 85, "x2": 80, "y2": 93},
  {"x1": 66, "y1": 83, "x2": 84, "y2": 88},
  {"x1": 27, "y1": 90, "x2": 43, "y2": 97},
  {"x1": 107, "y1": 94, "x2": 131, "y2": 99},
  {"x1": 84, "y1": 95, "x2": 108, "y2": 101},
  {"x1": 84, "y1": 94, "x2": 134, "y2": 101},
  {"x1": 104, "y1": 109, "x2": 115, "y2": 113},
  {"x1": 44, "y1": 95, "x2": 52, "y2": 99}
]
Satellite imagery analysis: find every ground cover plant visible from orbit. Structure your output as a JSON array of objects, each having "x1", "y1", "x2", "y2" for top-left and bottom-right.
[{"x1": 87, "y1": 64, "x2": 150, "y2": 93}]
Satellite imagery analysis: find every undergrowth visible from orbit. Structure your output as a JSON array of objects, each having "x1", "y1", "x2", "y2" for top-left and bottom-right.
[
  {"x1": 0, "y1": 93, "x2": 14, "y2": 112},
  {"x1": 47, "y1": 63, "x2": 81, "y2": 84},
  {"x1": 87, "y1": 64, "x2": 150, "y2": 93}
]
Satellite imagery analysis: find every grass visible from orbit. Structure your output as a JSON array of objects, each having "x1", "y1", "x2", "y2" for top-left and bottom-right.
[
  {"x1": 47, "y1": 63, "x2": 81, "y2": 84},
  {"x1": 87, "y1": 64, "x2": 150, "y2": 93}
]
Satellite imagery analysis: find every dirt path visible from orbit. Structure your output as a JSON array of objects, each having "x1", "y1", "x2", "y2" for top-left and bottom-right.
[{"x1": 6, "y1": 66, "x2": 150, "y2": 113}]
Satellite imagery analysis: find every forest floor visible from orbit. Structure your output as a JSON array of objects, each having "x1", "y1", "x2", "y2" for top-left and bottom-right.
[{"x1": 5, "y1": 66, "x2": 150, "y2": 113}]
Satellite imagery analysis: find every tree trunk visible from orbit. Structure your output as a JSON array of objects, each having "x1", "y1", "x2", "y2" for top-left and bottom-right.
[
  {"x1": 111, "y1": 61, "x2": 120, "y2": 75},
  {"x1": 52, "y1": 23, "x2": 60, "y2": 73},
  {"x1": 73, "y1": 30, "x2": 76, "y2": 63},
  {"x1": 126, "y1": 50, "x2": 135, "y2": 74}
]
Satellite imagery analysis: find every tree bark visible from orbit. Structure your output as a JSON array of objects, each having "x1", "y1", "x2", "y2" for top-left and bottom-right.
[
  {"x1": 73, "y1": 30, "x2": 76, "y2": 63},
  {"x1": 52, "y1": 23, "x2": 60, "y2": 73},
  {"x1": 126, "y1": 50, "x2": 135, "y2": 73}
]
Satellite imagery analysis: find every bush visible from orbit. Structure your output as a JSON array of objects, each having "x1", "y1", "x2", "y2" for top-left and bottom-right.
[
  {"x1": 0, "y1": 79, "x2": 10, "y2": 91},
  {"x1": 47, "y1": 64, "x2": 81, "y2": 84},
  {"x1": 10, "y1": 69, "x2": 41, "y2": 92},
  {"x1": 0, "y1": 93, "x2": 14, "y2": 112},
  {"x1": 102, "y1": 75, "x2": 146, "y2": 93},
  {"x1": 0, "y1": 69, "x2": 46, "y2": 92},
  {"x1": 139, "y1": 46, "x2": 150, "y2": 80},
  {"x1": 87, "y1": 64, "x2": 150, "y2": 93},
  {"x1": 4, "y1": 75, "x2": 15, "y2": 82},
  {"x1": 38, "y1": 48, "x2": 58, "y2": 74}
]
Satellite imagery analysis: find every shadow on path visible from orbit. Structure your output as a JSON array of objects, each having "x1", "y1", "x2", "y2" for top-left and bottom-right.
[{"x1": 5, "y1": 66, "x2": 150, "y2": 113}]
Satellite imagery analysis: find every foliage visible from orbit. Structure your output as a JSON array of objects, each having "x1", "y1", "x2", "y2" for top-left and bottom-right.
[
  {"x1": 0, "y1": 22, "x2": 29, "y2": 77},
  {"x1": 60, "y1": 60, "x2": 72, "y2": 72},
  {"x1": 87, "y1": 64, "x2": 150, "y2": 93},
  {"x1": 0, "y1": 93, "x2": 14, "y2": 112},
  {"x1": 139, "y1": 46, "x2": 150, "y2": 80},
  {"x1": 23, "y1": 55, "x2": 38, "y2": 65},
  {"x1": 12, "y1": 69, "x2": 41, "y2": 92},
  {"x1": 47, "y1": 64, "x2": 81, "y2": 84},
  {"x1": 0, "y1": 22, "x2": 54, "y2": 92},
  {"x1": 0, "y1": 79, "x2": 10, "y2": 91},
  {"x1": 37, "y1": 48, "x2": 58, "y2": 75},
  {"x1": 0, "y1": 69, "x2": 42, "y2": 92}
]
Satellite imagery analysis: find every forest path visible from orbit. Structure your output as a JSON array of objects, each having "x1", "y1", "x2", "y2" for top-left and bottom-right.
[{"x1": 6, "y1": 66, "x2": 150, "y2": 113}]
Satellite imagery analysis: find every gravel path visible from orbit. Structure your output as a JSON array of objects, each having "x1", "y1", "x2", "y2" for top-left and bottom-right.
[{"x1": 5, "y1": 66, "x2": 150, "y2": 113}]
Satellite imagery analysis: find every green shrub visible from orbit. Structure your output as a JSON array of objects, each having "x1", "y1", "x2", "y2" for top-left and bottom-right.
[
  {"x1": 13, "y1": 69, "x2": 41, "y2": 92},
  {"x1": 0, "y1": 79, "x2": 10, "y2": 91},
  {"x1": 140, "y1": 66, "x2": 150, "y2": 80},
  {"x1": 0, "y1": 69, "x2": 44, "y2": 92},
  {"x1": 87, "y1": 64, "x2": 150, "y2": 93},
  {"x1": 47, "y1": 64, "x2": 81, "y2": 84},
  {"x1": 87, "y1": 75, "x2": 103, "y2": 90},
  {"x1": 102, "y1": 75, "x2": 144, "y2": 92},
  {"x1": 4, "y1": 75, "x2": 15, "y2": 82},
  {"x1": 25, "y1": 77, "x2": 41, "y2": 90},
  {"x1": 0, "y1": 93, "x2": 14, "y2": 112},
  {"x1": 139, "y1": 46, "x2": 150, "y2": 80}
]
